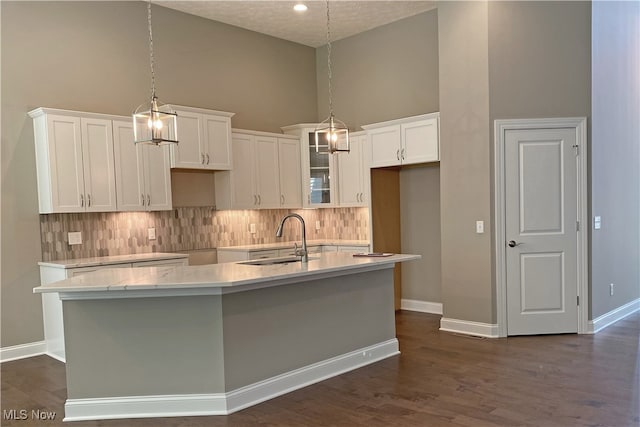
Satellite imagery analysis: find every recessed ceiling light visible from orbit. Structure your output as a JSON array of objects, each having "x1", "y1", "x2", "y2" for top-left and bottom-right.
[{"x1": 293, "y1": 3, "x2": 308, "y2": 12}]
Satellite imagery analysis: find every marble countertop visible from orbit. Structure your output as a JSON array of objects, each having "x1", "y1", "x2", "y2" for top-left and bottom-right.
[
  {"x1": 216, "y1": 239, "x2": 370, "y2": 252},
  {"x1": 33, "y1": 252, "x2": 418, "y2": 297},
  {"x1": 38, "y1": 252, "x2": 189, "y2": 269}
]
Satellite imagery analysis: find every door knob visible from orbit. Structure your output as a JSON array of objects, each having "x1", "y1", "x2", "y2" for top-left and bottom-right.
[{"x1": 508, "y1": 240, "x2": 520, "y2": 247}]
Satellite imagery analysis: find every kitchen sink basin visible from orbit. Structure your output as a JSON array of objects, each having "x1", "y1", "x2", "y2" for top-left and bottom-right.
[{"x1": 239, "y1": 256, "x2": 319, "y2": 266}]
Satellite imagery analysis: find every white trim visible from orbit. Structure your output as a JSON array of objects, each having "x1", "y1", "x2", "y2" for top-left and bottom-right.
[
  {"x1": 588, "y1": 298, "x2": 640, "y2": 334},
  {"x1": 401, "y1": 299, "x2": 443, "y2": 315},
  {"x1": 0, "y1": 341, "x2": 46, "y2": 363},
  {"x1": 439, "y1": 318, "x2": 498, "y2": 338},
  {"x1": 63, "y1": 339, "x2": 399, "y2": 421},
  {"x1": 494, "y1": 117, "x2": 589, "y2": 337}
]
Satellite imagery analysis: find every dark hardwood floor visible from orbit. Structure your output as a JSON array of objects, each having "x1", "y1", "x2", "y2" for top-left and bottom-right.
[{"x1": 2, "y1": 311, "x2": 639, "y2": 427}]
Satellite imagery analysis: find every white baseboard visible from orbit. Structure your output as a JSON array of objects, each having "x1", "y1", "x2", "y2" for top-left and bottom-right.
[
  {"x1": 63, "y1": 339, "x2": 400, "y2": 421},
  {"x1": 588, "y1": 298, "x2": 640, "y2": 334},
  {"x1": 0, "y1": 341, "x2": 46, "y2": 363},
  {"x1": 401, "y1": 299, "x2": 443, "y2": 315},
  {"x1": 440, "y1": 317, "x2": 499, "y2": 338}
]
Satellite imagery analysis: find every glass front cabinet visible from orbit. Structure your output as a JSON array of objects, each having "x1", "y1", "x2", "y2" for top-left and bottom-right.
[{"x1": 281, "y1": 124, "x2": 338, "y2": 208}]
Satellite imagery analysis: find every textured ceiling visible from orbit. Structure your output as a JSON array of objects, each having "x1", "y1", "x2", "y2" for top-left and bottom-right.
[{"x1": 153, "y1": 1, "x2": 437, "y2": 48}]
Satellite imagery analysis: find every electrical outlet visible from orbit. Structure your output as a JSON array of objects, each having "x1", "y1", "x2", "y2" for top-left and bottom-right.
[
  {"x1": 68, "y1": 232, "x2": 82, "y2": 245},
  {"x1": 594, "y1": 216, "x2": 602, "y2": 230},
  {"x1": 610, "y1": 283, "x2": 615, "y2": 296},
  {"x1": 315, "y1": 220, "x2": 321, "y2": 230},
  {"x1": 476, "y1": 221, "x2": 484, "y2": 234},
  {"x1": 148, "y1": 227, "x2": 156, "y2": 240},
  {"x1": 250, "y1": 223, "x2": 256, "y2": 234}
]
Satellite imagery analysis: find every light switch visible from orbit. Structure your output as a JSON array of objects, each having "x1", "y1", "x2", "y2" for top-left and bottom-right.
[
  {"x1": 148, "y1": 227, "x2": 156, "y2": 240},
  {"x1": 476, "y1": 221, "x2": 484, "y2": 234},
  {"x1": 68, "y1": 232, "x2": 82, "y2": 245},
  {"x1": 316, "y1": 220, "x2": 321, "y2": 230},
  {"x1": 250, "y1": 223, "x2": 256, "y2": 234},
  {"x1": 594, "y1": 216, "x2": 601, "y2": 230}
]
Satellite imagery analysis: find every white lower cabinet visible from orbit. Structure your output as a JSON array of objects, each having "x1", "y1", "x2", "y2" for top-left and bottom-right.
[
  {"x1": 215, "y1": 130, "x2": 302, "y2": 210},
  {"x1": 38, "y1": 255, "x2": 188, "y2": 362},
  {"x1": 113, "y1": 120, "x2": 172, "y2": 211}
]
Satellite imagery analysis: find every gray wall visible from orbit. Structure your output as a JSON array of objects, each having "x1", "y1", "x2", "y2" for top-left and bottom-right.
[
  {"x1": 438, "y1": 1, "x2": 493, "y2": 323},
  {"x1": 488, "y1": 1, "x2": 592, "y2": 322},
  {"x1": 1, "y1": 1, "x2": 317, "y2": 347},
  {"x1": 317, "y1": 10, "x2": 442, "y2": 306},
  {"x1": 315, "y1": 10, "x2": 439, "y2": 129},
  {"x1": 400, "y1": 165, "x2": 441, "y2": 303},
  {"x1": 590, "y1": 1, "x2": 640, "y2": 318}
]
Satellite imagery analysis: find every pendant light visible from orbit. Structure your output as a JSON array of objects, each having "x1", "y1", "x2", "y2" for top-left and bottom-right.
[
  {"x1": 314, "y1": 0, "x2": 350, "y2": 154},
  {"x1": 132, "y1": 1, "x2": 178, "y2": 145}
]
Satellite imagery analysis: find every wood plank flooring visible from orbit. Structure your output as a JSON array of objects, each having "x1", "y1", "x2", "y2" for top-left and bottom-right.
[{"x1": 2, "y1": 311, "x2": 638, "y2": 426}]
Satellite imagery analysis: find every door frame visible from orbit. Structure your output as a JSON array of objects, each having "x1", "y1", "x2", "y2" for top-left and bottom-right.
[{"x1": 494, "y1": 117, "x2": 589, "y2": 337}]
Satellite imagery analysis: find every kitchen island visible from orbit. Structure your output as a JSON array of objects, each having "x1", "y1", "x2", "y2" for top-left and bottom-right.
[{"x1": 33, "y1": 252, "x2": 419, "y2": 421}]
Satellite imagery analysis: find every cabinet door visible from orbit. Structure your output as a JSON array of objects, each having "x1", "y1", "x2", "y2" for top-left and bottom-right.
[
  {"x1": 254, "y1": 136, "x2": 280, "y2": 208},
  {"x1": 202, "y1": 114, "x2": 232, "y2": 170},
  {"x1": 113, "y1": 120, "x2": 146, "y2": 211},
  {"x1": 278, "y1": 138, "x2": 302, "y2": 208},
  {"x1": 143, "y1": 144, "x2": 173, "y2": 211},
  {"x1": 338, "y1": 135, "x2": 365, "y2": 206},
  {"x1": 231, "y1": 133, "x2": 257, "y2": 209},
  {"x1": 368, "y1": 125, "x2": 401, "y2": 168},
  {"x1": 80, "y1": 118, "x2": 117, "y2": 212},
  {"x1": 304, "y1": 131, "x2": 335, "y2": 207},
  {"x1": 45, "y1": 115, "x2": 85, "y2": 212},
  {"x1": 171, "y1": 111, "x2": 205, "y2": 169},
  {"x1": 401, "y1": 118, "x2": 439, "y2": 165}
]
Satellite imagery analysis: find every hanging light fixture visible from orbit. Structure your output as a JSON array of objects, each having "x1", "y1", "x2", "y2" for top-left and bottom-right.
[
  {"x1": 133, "y1": 1, "x2": 178, "y2": 145},
  {"x1": 314, "y1": 0, "x2": 349, "y2": 154}
]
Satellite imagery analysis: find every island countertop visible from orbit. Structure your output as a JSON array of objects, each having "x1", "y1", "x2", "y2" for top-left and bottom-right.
[{"x1": 33, "y1": 252, "x2": 420, "y2": 298}]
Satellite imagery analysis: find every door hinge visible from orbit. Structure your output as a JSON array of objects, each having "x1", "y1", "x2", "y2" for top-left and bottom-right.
[
  {"x1": 572, "y1": 144, "x2": 579, "y2": 155},
  {"x1": 577, "y1": 296, "x2": 580, "y2": 306},
  {"x1": 576, "y1": 221, "x2": 580, "y2": 231}
]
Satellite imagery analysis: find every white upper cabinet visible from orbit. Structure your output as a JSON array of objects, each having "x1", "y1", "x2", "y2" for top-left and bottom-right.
[
  {"x1": 113, "y1": 120, "x2": 172, "y2": 212},
  {"x1": 277, "y1": 137, "x2": 302, "y2": 208},
  {"x1": 215, "y1": 130, "x2": 302, "y2": 210},
  {"x1": 168, "y1": 106, "x2": 234, "y2": 170},
  {"x1": 281, "y1": 124, "x2": 338, "y2": 208},
  {"x1": 29, "y1": 108, "x2": 117, "y2": 213},
  {"x1": 338, "y1": 132, "x2": 369, "y2": 207},
  {"x1": 363, "y1": 112, "x2": 440, "y2": 168}
]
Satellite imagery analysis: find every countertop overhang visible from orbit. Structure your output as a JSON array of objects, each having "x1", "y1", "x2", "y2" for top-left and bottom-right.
[{"x1": 33, "y1": 252, "x2": 420, "y2": 300}]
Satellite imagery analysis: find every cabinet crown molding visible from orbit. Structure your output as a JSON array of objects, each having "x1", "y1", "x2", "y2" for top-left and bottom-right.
[
  {"x1": 28, "y1": 107, "x2": 129, "y2": 122},
  {"x1": 167, "y1": 105, "x2": 235, "y2": 117}
]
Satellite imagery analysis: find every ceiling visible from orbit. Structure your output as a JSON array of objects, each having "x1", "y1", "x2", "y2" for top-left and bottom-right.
[{"x1": 153, "y1": 1, "x2": 437, "y2": 48}]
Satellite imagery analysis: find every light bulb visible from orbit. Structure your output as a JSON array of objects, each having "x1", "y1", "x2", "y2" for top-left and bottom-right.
[
  {"x1": 294, "y1": 3, "x2": 307, "y2": 12},
  {"x1": 154, "y1": 119, "x2": 163, "y2": 130}
]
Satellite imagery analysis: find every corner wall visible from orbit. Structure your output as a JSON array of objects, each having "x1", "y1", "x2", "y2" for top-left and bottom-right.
[{"x1": 590, "y1": 1, "x2": 640, "y2": 319}]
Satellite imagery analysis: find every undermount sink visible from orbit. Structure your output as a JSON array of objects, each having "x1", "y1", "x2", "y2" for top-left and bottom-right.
[{"x1": 239, "y1": 256, "x2": 319, "y2": 266}]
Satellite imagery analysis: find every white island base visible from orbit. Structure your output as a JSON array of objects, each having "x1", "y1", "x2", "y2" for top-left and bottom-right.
[{"x1": 37, "y1": 253, "x2": 418, "y2": 421}]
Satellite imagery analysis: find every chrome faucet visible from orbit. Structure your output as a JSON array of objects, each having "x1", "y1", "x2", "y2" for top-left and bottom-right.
[{"x1": 275, "y1": 213, "x2": 308, "y2": 263}]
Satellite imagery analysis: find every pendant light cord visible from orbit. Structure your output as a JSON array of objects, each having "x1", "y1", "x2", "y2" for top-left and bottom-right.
[
  {"x1": 147, "y1": 0, "x2": 156, "y2": 100},
  {"x1": 326, "y1": 0, "x2": 333, "y2": 117}
]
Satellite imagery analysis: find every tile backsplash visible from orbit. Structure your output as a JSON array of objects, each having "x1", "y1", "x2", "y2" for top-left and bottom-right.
[{"x1": 39, "y1": 207, "x2": 369, "y2": 261}]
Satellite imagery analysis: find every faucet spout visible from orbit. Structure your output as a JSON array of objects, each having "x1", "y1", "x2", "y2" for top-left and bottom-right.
[{"x1": 275, "y1": 213, "x2": 308, "y2": 263}]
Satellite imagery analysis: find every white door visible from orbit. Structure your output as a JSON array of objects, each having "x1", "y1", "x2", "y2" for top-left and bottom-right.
[
  {"x1": 338, "y1": 135, "x2": 364, "y2": 206},
  {"x1": 202, "y1": 114, "x2": 232, "y2": 170},
  {"x1": 504, "y1": 127, "x2": 578, "y2": 335}
]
